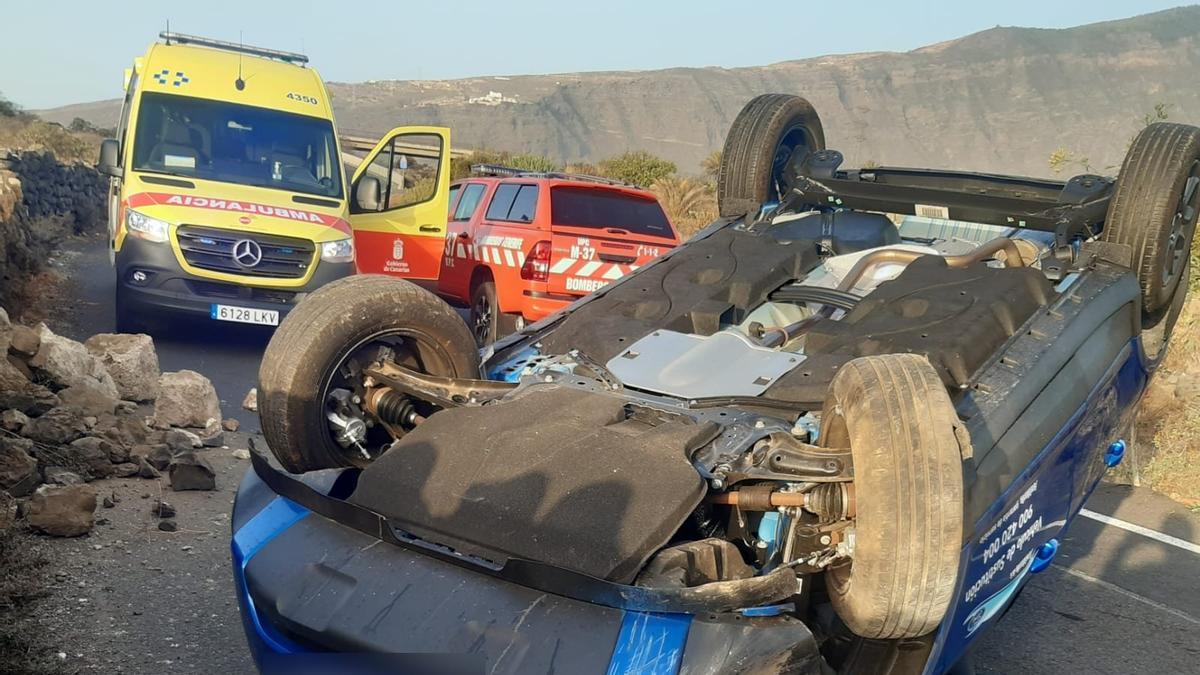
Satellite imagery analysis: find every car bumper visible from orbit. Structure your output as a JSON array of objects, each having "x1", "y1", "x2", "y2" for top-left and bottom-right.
[
  {"x1": 230, "y1": 465, "x2": 827, "y2": 674},
  {"x1": 116, "y1": 237, "x2": 353, "y2": 321}
]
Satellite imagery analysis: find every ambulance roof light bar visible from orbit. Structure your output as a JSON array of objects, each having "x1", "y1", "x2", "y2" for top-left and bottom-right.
[
  {"x1": 470, "y1": 164, "x2": 639, "y2": 188},
  {"x1": 159, "y1": 32, "x2": 310, "y2": 65}
]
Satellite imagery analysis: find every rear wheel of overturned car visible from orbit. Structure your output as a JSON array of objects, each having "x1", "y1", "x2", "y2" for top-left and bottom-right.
[
  {"x1": 258, "y1": 275, "x2": 479, "y2": 473},
  {"x1": 717, "y1": 93, "x2": 826, "y2": 218},
  {"x1": 1104, "y1": 122, "x2": 1200, "y2": 335},
  {"x1": 820, "y1": 353, "x2": 966, "y2": 640}
]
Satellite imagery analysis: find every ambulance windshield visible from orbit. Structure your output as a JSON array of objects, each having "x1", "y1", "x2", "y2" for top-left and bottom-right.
[{"x1": 131, "y1": 92, "x2": 343, "y2": 199}]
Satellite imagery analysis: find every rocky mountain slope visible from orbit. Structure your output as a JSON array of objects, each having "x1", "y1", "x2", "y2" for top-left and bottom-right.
[{"x1": 37, "y1": 7, "x2": 1200, "y2": 176}]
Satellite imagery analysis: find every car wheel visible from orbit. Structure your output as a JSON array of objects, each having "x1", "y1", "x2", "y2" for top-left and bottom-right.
[
  {"x1": 819, "y1": 353, "x2": 966, "y2": 640},
  {"x1": 113, "y1": 285, "x2": 144, "y2": 334},
  {"x1": 1104, "y1": 122, "x2": 1200, "y2": 327},
  {"x1": 717, "y1": 93, "x2": 825, "y2": 217},
  {"x1": 258, "y1": 275, "x2": 479, "y2": 473},
  {"x1": 469, "y1": 279, "x2": 519, "y2": 347}
]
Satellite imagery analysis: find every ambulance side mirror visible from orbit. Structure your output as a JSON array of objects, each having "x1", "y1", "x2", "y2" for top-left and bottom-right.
[
  {"x1": 354, "y1": 176, "x2": 382, "y2": 212},
  {"x1": 97, "y1": 139, "x2": 122, "y2": 178}
]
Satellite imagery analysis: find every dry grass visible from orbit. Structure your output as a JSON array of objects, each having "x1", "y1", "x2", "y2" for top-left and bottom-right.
[
  {"x1": 1137, "y1": 288, "x2": 1200, "y2": 507},
  {"x1": 0, "y1": 117, "x2": 100, "y2": 162},
  {"x1": 0, "y1": 526, "x2": 61, "y2": 674}
]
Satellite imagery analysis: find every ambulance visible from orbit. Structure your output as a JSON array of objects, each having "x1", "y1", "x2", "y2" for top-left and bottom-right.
[{"x1": 98, "y1": 32, "x2": 451, "y2": 331}]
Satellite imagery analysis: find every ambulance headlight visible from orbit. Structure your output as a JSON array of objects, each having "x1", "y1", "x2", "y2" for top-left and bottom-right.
[
  {"x1": 320, "y1": 237, "x2": 354, "y2": 263},
  {"x1": 125, "y1": 209, "x2": 170, "y2": 243}
]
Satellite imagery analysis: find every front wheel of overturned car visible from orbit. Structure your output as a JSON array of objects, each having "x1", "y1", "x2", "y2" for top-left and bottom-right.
[
  {"x1": 1104, "y1": 122, "x2": 1200, "y2": 329},
  {"x1": 717, "y1": 93, "x2": 825, "y2": 218},
  {"x1": 258, "y1": 275, "x2": 479, "y2": 473},
  {"x1": 820, "y1": 353, "x2": 966, "y2": 640}
]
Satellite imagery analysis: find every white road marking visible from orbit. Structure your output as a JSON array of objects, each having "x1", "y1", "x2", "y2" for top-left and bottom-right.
[
  {"x1": 549, "y1": 258, "x2": 575, "y2": 274},
  {"x1": 577, "y1": 261, "x2": 603, "y2": 277},
  {"x1": 1050, "y1": 564, "x2": 1200, "y2": 627},
  {"x1": 1079, "y1": 508, "x2": 1200, "y2": 556}
]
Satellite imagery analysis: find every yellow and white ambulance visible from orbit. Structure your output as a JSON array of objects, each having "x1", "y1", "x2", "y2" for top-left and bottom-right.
[{"x1": 99, "y1": 33, "x2": 452, "y2": 330}]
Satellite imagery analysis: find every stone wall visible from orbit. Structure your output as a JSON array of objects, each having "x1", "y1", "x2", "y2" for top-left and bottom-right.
[{"x1": 0, "y1": 150, "x2": 106, "y2": 312}]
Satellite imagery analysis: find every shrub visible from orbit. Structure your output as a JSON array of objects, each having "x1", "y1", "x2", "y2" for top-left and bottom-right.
[
  {"x1": 651, "y1": 175, "x2": 717, "y2": 239},
  {"x1": 598, "y1": 151, "x2": 676, "y2": 187}
]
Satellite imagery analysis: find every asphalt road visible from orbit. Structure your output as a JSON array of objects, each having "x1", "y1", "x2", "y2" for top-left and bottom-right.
[{"x1": 37, "y1": 233, "x2": 1200, "y2": 674}]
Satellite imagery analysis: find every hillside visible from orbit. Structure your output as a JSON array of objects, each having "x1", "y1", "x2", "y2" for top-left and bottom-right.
[{"x1": 36, "y1": 6, "x2": 1200, "y2": 176}]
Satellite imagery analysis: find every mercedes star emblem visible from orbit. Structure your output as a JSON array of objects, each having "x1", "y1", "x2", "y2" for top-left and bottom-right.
[{"x1": 232, "y1": 239, "x2": 263, "y2": 268}]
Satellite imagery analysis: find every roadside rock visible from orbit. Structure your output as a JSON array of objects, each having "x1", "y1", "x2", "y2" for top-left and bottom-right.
[
  {"x1": 231, "y1": 448, "x2": 251, "y2": 461},
  {"x1": 0, "y1": 435, "x2": 39, "y2": 497},
  {"x1": 100, "y1": 412, "x2": 156, "y2": 450},
  {"x1": 142, "y1": 444, "x2": 173, "y2": 472},
  {"x1": 29, "y1": 324, "x2": 119, "y2": 398},
  {"x1": 152, "y1": 500, "x2": 176, "y2": 518},
  {"x1": 23, "y1": 406, "x2": 88, "y2": 445},
  {"x1": 242, "y1": 388, "x2": 258, "y2": 412},
  {"x1": 199, "y1": 417, "x2": 226, "y2": 448},
  {"x1": 111, "y1": 462, "x2": 139, "y2": 478},
  {"x1": 85, "y1": 333, "x2": 160, "y2": 401},
  {"x1": 136, "y1": 456, "x2": 160, "y2": 479},
  {"x1": 0, "y1": 306, "x2": 10, "y2": 355},
  {"x1": 164, "y1": 428, "x2": 202, "y2": 453},
  {"x1": 168, "y1": 452, "x2": 216, "y2": 491},
  {"x1": 0, "y1": 408, "x2": 29, "y2": 432},
  {"x1": 25, "y1": 484, "x2": 96, "y2": 537},
  {"x1": 58, "y1": 379, "x2": 119, "y2": 416},
  {"x1": 0, "y1": 491, "x2": 16, "y2": 529},
  {"x1": 158, "y1": 519, "x2": 177, "y2": 532},
  {"x1": 66, "y1": 437, "x2": 117, "y2": 479},
  {"x1": 222, "y1": 418, "x2": 240, "y2": 432},
  {"x1": 43, "y1": 466, "x2": 84, "y2": 486},
  {"x1": 0, "y1": 357, "x2": 58, "y2": 415},
  {"x1": 155, "y1": 370, "x2": 221, "y2": 428},
  {"x1": 8, "y1": 323, "x2": 41, "y2": 357}
]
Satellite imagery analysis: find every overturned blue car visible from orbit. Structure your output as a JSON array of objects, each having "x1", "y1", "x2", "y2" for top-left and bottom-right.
[{"x1": 231, "y1": 94, "x2": 1197, "y2": 674}]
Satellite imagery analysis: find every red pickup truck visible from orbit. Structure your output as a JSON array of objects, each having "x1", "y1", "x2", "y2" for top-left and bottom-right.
[{"x1": 435, "y1": 169, "x2": 680, "y2": 345}]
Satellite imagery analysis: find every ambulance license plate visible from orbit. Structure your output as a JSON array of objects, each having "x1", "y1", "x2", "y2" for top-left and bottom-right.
[{"x1": 210, "y1": 304, "x2": 279, "y2": 326}]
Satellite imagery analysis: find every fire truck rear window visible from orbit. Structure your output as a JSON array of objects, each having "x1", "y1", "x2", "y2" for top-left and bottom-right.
[{"x1": 550, "y1": 187, "x2": 673, "y2": 237}]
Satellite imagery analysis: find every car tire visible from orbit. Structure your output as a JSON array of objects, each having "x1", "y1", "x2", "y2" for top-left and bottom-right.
[
  {"x1": 717, "y1": 94, "x2": 825, "y2": 218},
  {"x1": 258, "y1": 275, "x2": 479, "y2": 473},
  {"x1": 113, "y1": 286, "x2": 144, "y2": 334},
  {"x1": 819, "y1": 353, "x2": 966, "y2": 640},
  {"x1": 469, "y1": 279, "x2": 520, "y2": 347},
  {"x1": 1104, "y1": 122, "x2": 1200, "y2": 325}
]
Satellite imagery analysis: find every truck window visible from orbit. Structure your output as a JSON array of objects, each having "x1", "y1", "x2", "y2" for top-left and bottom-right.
[
  {"x1": 485, "y1": 184, "x2": 538, "y2": 223},
  {"x1": 550, "y1": 186, "x2": 674, "y2": 237},
  {"x1": 131, "y1": 92, "x2": 343, "y2": 199},
  {"x1": 453, "y1": 183, "x2": 487, "y2": 221}
]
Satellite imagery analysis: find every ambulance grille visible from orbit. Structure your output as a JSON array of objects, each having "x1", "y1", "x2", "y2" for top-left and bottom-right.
[{"x1": 176, "y1": 226, "x2": 315, "y2": 279}]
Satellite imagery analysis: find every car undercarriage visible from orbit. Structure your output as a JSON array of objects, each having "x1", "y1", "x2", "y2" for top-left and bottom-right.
[{"x1": 238, "y1": 95, "x2": 1198, "y2": 673}]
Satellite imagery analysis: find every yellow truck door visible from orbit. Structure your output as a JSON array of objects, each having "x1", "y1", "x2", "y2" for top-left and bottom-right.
[{"x1": 347, "y1": 127, "x2": 451, "y2": 280}]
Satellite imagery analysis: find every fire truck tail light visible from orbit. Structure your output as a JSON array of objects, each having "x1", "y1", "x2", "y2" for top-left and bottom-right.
[{"x1": 521, "y1": 240, "x2": 552, "y2": 281}]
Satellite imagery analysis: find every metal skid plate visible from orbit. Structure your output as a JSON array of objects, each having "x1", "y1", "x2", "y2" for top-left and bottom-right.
[{"x1": 606, "y1": 330, "x2": 805, "y2": 399}]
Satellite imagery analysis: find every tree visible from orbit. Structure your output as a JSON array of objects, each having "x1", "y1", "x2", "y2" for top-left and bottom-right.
[{"x1": 598, "y1": 151, "x2": 676, "y2": 187}]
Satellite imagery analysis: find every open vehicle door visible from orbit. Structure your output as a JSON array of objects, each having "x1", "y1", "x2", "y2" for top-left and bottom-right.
[{"x1": 348, "y1": 127, "x2": 451, "y2": 280}]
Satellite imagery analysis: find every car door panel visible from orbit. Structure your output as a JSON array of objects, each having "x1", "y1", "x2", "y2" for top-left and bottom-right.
[{"x1": 348, "y1": 127, "x2": 451, "y2": 280}]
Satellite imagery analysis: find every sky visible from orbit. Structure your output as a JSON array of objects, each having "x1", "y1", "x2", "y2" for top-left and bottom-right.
[{"x1": 0, "y1": 0, "x2": 1185, "y2": 110}]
